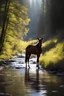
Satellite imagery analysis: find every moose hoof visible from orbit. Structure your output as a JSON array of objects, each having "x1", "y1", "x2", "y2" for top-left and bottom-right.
[
  {"x1": 28, "y1": 65, "x2": 30, "y2": 69},
  {"x1": 36, "y1": 65, "x2": 39, "y2": 68},
  {"x1": 26, "y1": 64, "x2": 27, "y2": 68}
]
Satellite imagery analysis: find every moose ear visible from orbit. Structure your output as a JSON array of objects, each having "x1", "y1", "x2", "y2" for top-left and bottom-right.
[
  {"x1": 37, "y1": 37, "x2": 43, "y2": 40},
  {"x1": 39, "y1": 37, "x2": 43, "y2": 40},
  {"x1": 37, "y1": 38, "x2": 39, "y2": 40},
  {"x1": 41, "y1": 37, "x2": 43, "y2": 40}
]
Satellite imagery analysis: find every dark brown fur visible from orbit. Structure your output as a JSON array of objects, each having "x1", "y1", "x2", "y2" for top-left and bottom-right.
[{"x1": 25, "y1": 38, "x2": 43, "y2": 67}]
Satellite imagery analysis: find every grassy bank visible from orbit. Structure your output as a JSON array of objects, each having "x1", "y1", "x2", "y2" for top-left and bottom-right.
[
  {"x1": 0, "y1": 40, "x2": 37, "y2": 60},
  {"x1": 0, "y1": 37, "x2": 64, "y2": 72},
  {"x1": 40, "y1": 38, "x2": 64, "y2": 71}
]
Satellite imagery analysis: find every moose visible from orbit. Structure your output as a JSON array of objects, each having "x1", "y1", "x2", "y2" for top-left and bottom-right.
[{"x1": 25, "y1": 38, "x2": 43, "y2": 68}]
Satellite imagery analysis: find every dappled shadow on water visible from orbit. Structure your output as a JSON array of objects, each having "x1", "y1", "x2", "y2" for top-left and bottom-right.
[
  {"x1": 0, "y1": 64, "x2": 64, "y2": 96},
  {"x1": 24, "y1": 66, "x2": 64, "y2": 96},
  {"x1": 0, "y1": 69, "x2": 26, "y2": 96},
  {"x1": 25, "y1": 67, "x2": 40, "y2": 92}
]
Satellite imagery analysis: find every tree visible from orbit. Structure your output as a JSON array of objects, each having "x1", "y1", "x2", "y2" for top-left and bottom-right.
[
  {"x1": 0, "y1": 0, "x2": 10, "y2": 52},
  {"x1": 0, "y1": 0, "x2": 30, "y2": 59}
]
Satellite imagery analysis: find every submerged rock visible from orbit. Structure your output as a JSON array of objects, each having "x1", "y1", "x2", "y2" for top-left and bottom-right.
[
  {"x1": 0, "y1": 66, "x2": 4, "y2": 71},
  {"x1": 56, "y1": 72, "x2": 64, "y2": 76},
  {"x1": 0, "y1": 93, "x2": 12, "y2": 96}
]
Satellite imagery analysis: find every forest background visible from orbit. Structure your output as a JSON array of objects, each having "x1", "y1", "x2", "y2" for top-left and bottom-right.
[{"x1": 0, "y1": 0, "x2": 64, "y2": 71}]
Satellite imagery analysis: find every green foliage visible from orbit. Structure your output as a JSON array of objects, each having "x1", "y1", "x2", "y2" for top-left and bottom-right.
[
  {"x1": 8, "y1": 0, "x2": 30, "y2": 38},
  {"x1": 0, "y1": 0, "x2": 30, "y2": 60},
  {"x1": 40, "y1": 39, "x2": 64, "y2": 69}
]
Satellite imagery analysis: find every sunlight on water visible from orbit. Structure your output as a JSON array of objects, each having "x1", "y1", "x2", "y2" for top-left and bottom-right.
[{"x1": 0, "y1": 55, "x2": 64, "y2": 96}]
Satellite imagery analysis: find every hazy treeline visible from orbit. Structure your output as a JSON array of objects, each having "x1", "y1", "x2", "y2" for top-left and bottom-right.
[{"x1": 38, "y1": 0, "x2": 64, "y2": 40}]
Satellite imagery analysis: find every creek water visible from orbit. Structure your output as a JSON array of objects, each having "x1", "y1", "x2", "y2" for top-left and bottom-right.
[
  {"x1": 0, "y1": 1, "x2": 64, "y2": 95},
  {"x1": 0, "y1": 55, "x2": 64, "y2": 96},
  {"x1": 0, "y1": 0, "x2": 64, "y2": 96}
]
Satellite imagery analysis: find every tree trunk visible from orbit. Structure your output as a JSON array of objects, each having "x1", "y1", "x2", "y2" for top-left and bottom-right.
[{"x1": 0, "y1": 0, "x2": 10, "y2": 52}]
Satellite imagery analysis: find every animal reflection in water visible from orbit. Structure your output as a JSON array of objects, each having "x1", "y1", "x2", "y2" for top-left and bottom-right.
[
  {"x1": 25, "y1": 67, "x2": 40, "y2": 91},
  {"x1": 25, "y1": 38, "x2": 43, "y2": 68}
]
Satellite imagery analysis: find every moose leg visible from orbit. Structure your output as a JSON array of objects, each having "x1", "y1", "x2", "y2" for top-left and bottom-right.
[
  {"x1": 27, "y1": 54, "x2": 31, "y2": 68},
  {"x1": 36, "y1": 55, "x2": 40, "y2": 68},
  {"x1": 25, "y1": 54, "x2": 28, "y2": 67}
]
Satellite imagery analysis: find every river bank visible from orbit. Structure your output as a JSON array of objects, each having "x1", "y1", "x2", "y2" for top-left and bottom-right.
[
  {"x1": 0, "y1": 55, "x2": 64, "y2": 96},
  {"x1": 0, "y1": 54, "x2": 64, "y2": 77}
]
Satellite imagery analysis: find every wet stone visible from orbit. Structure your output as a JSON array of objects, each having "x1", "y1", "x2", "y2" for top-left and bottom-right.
[{"x1": 0, "y1": 93, "x2": 12, "y2": 96}]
